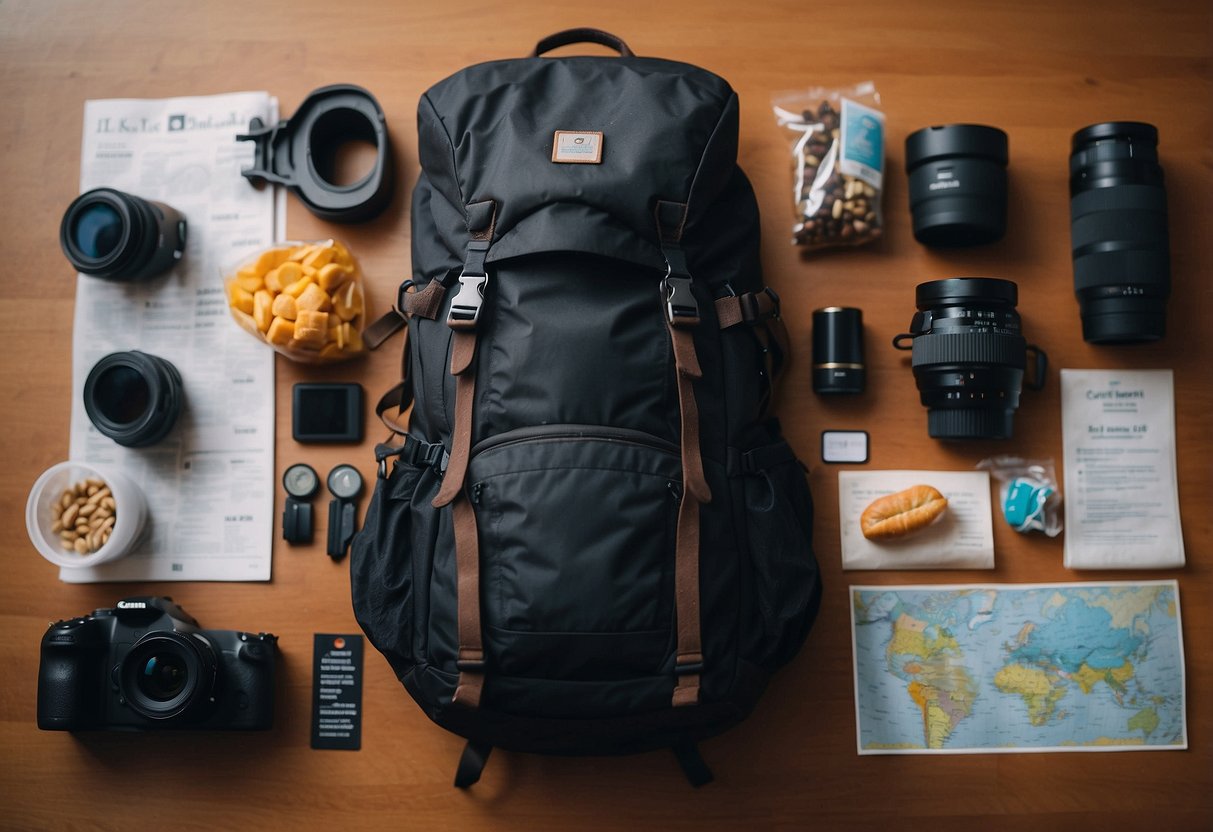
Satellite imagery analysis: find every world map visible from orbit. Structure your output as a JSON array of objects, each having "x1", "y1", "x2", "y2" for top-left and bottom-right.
[{"x1": 850, "y1": 582, "x2": 1185, "y2": 753}]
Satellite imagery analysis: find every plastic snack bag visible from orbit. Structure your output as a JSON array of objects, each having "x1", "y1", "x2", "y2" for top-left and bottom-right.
[
  {"x1": 224, "y1": 239, "x2": 367, "y2": 364},
  {"x1": 772, "y1": 82, "x2": 885, "y2": 250},
  {"x1": 977, "y1": 456, "x2": 1063, "y2": 537}
]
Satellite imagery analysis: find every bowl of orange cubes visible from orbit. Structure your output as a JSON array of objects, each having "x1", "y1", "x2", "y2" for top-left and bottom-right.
[{"x1": 224, "y1": 239, "x2": 366, "y2": 363}]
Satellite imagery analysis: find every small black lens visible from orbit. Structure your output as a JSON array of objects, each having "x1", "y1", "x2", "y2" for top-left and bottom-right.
[
  {"x1": 1069, "y1": 122, "x2": 1170, "y2": 344},
  {"x1": 137, "y1": 654, "x2": 189, "y2": 701},
  {"x1": 59, "y1": 188, "x2": 186, "y2": 282},
  {"x1": 93, "y1": 365, "x2": 151, "y2": 425},
  {"x1": 83, "y1": 351, "x2": 183, "y2": 447},
  {"x1": 905, "y1": 124, "x2": 1008, "y2": 247},
  {"x1": 71, "y1": 202, "x2": 124, "y2": 258},
  {"x1": 894, "y1": 277, "x2": 1046, "y2": 440},
  {"x1": 120, "y1": 633, "x2": 217, "y2": 722},
  {"x1": 812, "y1": 307, "x2": 865, "y2": 394}
]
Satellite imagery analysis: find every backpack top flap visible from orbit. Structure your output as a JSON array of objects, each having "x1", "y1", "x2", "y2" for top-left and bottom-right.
[{"x1": 418, "y1": 55, "x2": 739, "y2": 268}]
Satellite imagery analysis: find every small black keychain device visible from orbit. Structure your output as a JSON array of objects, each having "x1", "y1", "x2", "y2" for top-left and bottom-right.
[
  {"x1": 282, "y1": 463, "x2": 320, "y2": 544},
  {"x1": 326, "y1": 464, "x2": 364, "y2": 560}
]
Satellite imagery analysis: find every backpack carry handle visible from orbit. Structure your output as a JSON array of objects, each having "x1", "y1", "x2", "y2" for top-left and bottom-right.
[{"x1": 530, "y1": 28, "x2": 635, "y2": 58}]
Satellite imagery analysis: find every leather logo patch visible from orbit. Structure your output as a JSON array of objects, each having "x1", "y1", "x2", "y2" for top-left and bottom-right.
[{"x1": 551, "y1": 131, "x2": 603, "y2": 164}]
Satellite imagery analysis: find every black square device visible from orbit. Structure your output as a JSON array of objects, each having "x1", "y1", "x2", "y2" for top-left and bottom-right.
[{"x1": 292, "y1": 383, "x2": 364, "y2": 443}]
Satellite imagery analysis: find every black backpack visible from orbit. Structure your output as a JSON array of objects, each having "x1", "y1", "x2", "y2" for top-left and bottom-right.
[{"x1": 351, "y1": 28, "x2": 821, "y2": 787}]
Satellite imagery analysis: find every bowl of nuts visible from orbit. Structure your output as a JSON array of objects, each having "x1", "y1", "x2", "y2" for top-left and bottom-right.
[{"x1": 25, "y1": 461, "x2": 148, "y2": 569}]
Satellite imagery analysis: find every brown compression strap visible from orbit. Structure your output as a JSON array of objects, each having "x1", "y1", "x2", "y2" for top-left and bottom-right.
[
  {"x1": 433, "y1": 331, "x2": 477, "y2": 507},
  {"x1": 668, "y1": 322, "x2": 710, "y2": 707},
  {"x1": 450, "y1": 497, "x2": 485, "y2": 707},
  {"x1": 658, "y1": 199, "x2": 710, "y2": 708},
  {"x1": 403, "y1": 279, "x2": 445, "y2": 320},
  {"x1": 715, "y1": 289, "x2": 791, "y2": 415},
  {"x1": 375, "y1": 321, "x2": 412, "y2": 435},
  {"x1": 437, "y1": 199, "x2": 496, "y2": 709},
  {"x1": 713, "y1": 290, "x2": 779, "y2": 330}
]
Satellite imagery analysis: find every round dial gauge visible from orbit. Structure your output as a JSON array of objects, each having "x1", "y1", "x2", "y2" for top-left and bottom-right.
[{"x1": 282, "y1": 463, "x2": 320, "y2": 499}]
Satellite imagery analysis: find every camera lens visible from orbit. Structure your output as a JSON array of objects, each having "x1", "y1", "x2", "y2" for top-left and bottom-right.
[
  {"x1": 59, "y1": 188, "x2": 187, "y2": 282},
  {"x1": 1070, "y1": 122, "x2": 1170, "y2": 344},
  {"x1": 137, "y1": 653, "x2": 189, "y2": 701},
  {"x1": 893, "y1": 277, "x2": 1047, "y2": 440},
  {"x1": 812, "y1": 307, "x2": 865, "y2": 394},
  {"x1": 71, "y1": 202, "x2": 124, "y2": 258},
  {"x1": 120, "y1": 632, "x2": 217, "y2": 721},
  {"x1": 905, "y1": 124, "x2": 1008, "y2": 247},
  {"x1": 83, "y1": 351, "x2": 183, "y2": 447}
]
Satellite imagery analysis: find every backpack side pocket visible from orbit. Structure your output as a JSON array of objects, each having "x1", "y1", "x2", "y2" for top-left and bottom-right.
[
  {"x1": 351, "y1": 456, "x2": 428, "y2": 680},
  {"x1": 735, "y1": 438, "x2": 821, "y2": 670}
]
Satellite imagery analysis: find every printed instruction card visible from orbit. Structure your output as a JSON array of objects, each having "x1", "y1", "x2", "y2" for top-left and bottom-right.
[
  {"x1": 1061, "y1": 369, "x2": 1185, "y2": 569},
  {"x1": 64, "y1": 92, "x2": 282, "y2": 582},
  {"x1": 839, "y1": 470, "x2": 994, "y2": 570}
]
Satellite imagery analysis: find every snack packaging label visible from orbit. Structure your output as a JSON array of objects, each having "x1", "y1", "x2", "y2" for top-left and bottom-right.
[{"x1": 839, "y1": 98, "x2": 885, "y2": 188}]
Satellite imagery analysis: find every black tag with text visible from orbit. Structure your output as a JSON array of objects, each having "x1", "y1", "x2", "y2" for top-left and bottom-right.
[{"x1": 311, "y1": 633, "x2": 363, "y2": 750}]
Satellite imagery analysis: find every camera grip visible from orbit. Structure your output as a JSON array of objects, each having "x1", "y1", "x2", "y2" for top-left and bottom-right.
[{"x1": 37, "y1": 636, "x2": 101, "y2": 731}]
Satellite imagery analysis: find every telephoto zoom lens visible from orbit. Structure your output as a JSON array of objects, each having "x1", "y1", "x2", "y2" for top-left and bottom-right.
[
  {"x1": 83, "y1": 351, "x2": 184, "y2": 447},
  {"x1": 893, "y1": 278, "x2": 1047, "y2": 440},
  {"x1": 1070, "y1": 122, "x2": 1170, "y2": 343},
  {"x1": 60, "y1": 188, "x2": 187, "y2": 282},
  {"x1": 905, "y1": 124, "x2": 1009, "y2": 247}
]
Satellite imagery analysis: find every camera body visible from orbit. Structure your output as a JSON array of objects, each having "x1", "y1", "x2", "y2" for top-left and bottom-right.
[{"x1": 37, "y1": 597, "x2": 276, "y2": 732}]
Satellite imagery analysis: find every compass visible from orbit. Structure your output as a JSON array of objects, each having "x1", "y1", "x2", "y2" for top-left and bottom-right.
[
  {"x1": 281, "y1": 463, "x2": 319, "y2": 545},
  {"x1": 326, "y1": 464, "x2": 364, "y2": 560}
]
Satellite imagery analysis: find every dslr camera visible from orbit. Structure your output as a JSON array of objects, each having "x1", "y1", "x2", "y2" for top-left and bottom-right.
[{"x1": 37, "y1": 597, "x2": 276, "y2": 732}]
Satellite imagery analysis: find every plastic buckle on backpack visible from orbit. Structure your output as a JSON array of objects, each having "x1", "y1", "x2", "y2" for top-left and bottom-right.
[
  {"x1": 447, "y1": 272, "x2": 488, "y2": 329},
  {"x1": 663, "y1": 275, "x2": 699, "y2": 326}
]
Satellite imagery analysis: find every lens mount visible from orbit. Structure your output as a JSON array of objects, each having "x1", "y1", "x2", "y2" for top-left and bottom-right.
[{"x1": 120, "y1": 632, "x2": 218, "y2": 722}]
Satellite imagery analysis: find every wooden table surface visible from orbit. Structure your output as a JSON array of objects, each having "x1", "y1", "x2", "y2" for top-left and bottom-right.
[{"x1": 1, "y1": 1, "x2": 1209, "y2": 829}]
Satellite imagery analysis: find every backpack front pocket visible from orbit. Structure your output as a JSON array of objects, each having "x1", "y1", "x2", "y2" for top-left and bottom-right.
[{"x1": 467, "y1": 425, "x2": 682, "y2": 682}]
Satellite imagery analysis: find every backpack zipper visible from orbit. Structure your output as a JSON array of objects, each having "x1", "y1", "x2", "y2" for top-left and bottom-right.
[{"x1": 469, "y1": 423, "x2": 679, "y2": 458}]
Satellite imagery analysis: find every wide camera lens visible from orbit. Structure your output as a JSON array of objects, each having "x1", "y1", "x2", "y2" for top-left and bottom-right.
[
  {"x1": 59, "y1": 188, "x2": 187, "y2": 282},
  {"x1": 120, "y1": 632, "x2": 217, "y2": 721},
  {"x1": 1069, "y1": 122, "x2": 1170, "y2": 344},
  {"x1": 83, "y1": 351, "x2": 183, "y2": 447},
  {"x1": 893, "y1": 277, "x2": 1047, "y2": 440},
  {"x1": 905, "y1": 124, "x2": 1008, "y2": 247}
]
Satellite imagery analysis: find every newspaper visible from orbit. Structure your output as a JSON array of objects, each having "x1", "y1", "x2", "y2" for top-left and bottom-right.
[{"x1": 62, "y1": 92, "x2": 282, "y2": 582}]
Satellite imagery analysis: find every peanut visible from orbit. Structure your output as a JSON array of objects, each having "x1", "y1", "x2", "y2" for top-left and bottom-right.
[{"x1": 49, "y1": 477, "x2": 116, "y2": 555}]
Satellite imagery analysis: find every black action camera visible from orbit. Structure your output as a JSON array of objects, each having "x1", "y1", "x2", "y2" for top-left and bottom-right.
[{"x1": 37, "y1": 597, "x2": 277, "y2": 732}]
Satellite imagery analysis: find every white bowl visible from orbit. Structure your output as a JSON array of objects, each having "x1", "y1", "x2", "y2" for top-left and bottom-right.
[{"x1": 26, "y1": 461, "x2": 148, "y2": 569}]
